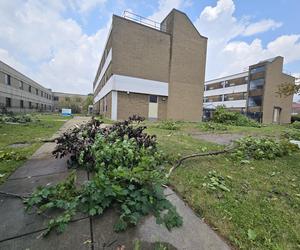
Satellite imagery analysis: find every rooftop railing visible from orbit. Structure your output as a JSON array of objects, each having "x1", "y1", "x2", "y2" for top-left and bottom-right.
[{"x1": 123, "y1": 11, "x2": 167, "y2": 32}]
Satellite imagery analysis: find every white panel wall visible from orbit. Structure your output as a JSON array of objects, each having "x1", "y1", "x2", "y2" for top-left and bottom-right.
[
  {"x1": 203, "y1": 100, "x2": 247, "y2": 109},
  {"x1": 111, "y1": 90, "x2": 118, "y2": 120},
  {"x1": 204, "y1": 84, "x2": 248, "y2": 97},
  {"x1": 94, "y1": 74, "x2": 168, "y2": 104},
  {"x1": 93, "y1": 48, "x2": 112, "y2": 92},
  {"x1": 205, "y1": 72, "x2": 248, "y2": 85}
]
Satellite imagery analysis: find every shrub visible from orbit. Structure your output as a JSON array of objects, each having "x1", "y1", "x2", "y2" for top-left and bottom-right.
[
  {"x1": 212, "y1": 106, "x2": 261, "y2": 127},
  {"x1": 282, "y1": 129, "x2": 300, "y2": 141},
  {"x1": 0, "y1": 114, "x2": 33, "y2": 124},
  {"x1": 232, "y1": 136, "x2": 298, "y2": 160},
  {"x1": 290, "y1": 121, "x2": 300, "y2": 129},
  {"x1": 25, "y1": 115, "x2": 182, "y2": 236},
  {"x1": 291, "y1": 114, "x2": 300, "y2": 123},
  {"x1": 200, "y1": 122, "x2": 228, "y2": 131},
  {"x1": 157, "y1": 120, "x2": 179, "y2": 130}
]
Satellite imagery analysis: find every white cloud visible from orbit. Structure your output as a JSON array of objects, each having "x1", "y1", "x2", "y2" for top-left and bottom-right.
[
  {"x1": 148, "y1": 0, "x2": 182, "y2": 22},
  {"x1": 0, "y1": 0, "x2": 110, "y2": 93},
  {"x1": 243, "y1": 19, "x2": 282, "y2": 36},
  {"x1": 68, "y1": 0, "x2": 107, "y2": 13},
  {"x1": 194, "y1": 0, "x2": 300, "y2": 80}
]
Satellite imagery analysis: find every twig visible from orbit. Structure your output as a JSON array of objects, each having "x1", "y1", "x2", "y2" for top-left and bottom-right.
[{"x1": 166, "y1": 146, "x2": 236, "y2": 178}]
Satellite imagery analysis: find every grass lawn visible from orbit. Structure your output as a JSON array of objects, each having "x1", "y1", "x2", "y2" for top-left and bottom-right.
[
  {"x1": 146, "y1": 121, "x2": 300, "y2": 250},
  {"x1": 0, "y1": 114, "x2": 70, "y2": 184}
]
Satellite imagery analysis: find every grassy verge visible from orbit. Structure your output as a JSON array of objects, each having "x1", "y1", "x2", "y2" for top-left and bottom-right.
[
  {"x1": 146, "y1": 121, "x2": 300, "y2": 249},
  {"x1": 0, "y1": 114, "x2": 70, "y2": 184}
]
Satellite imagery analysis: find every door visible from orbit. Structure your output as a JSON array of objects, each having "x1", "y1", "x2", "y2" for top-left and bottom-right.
[
  {"x1": 273, "y1": 107, "x2": 281, "y2": 123},
  {"x1": 148, "y1": 95, "x2": 158, "y2": 120}
]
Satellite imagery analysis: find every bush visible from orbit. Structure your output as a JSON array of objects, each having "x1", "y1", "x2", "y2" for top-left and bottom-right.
[
  {"x1": 232, "y1": 136, "x2": 298, "y2": 160},
  {"x1": 282, "y1": 129, "x2": 300, "y2": 141},
  {"x1": 0, "y1": 114, "x2": 33, "y2": 124},
  {"x1": 212, "y1": 106, "x2": 261, "y2": 127},
  {"x1": 290, "y1": 121, "x2": 300, "y2": 129},
  {"x1": 26, "y1": 115, "x2": 182, "y2": 236},
  {"x1": 157, "y1": 120, "x2": 179, "y2": 130},
  {"x1": 200, "y1": 122, "x2": 228, "y2": 131},
  {"x1": 291, "y1": 114, "x2": 300, "y2": 123}
]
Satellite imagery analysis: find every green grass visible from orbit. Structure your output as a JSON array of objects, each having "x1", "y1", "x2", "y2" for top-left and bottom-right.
[
  {"x1": 146, "y1": 121, "x2": 300, "y2": 250},
  {"x1": 0, "y1": 114, "x2": 70, "y2": 184}
]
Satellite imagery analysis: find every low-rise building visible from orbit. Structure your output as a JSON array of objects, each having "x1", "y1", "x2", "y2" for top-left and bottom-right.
[
  {"x1": 0, "y1": 60, "x2": 53, "y2": 113},
  {"x1": 52, "y1": 92, "x2": 88, "y2": 113},
  {"x1": 93, "y1": 9, "x2": 207, "y2": 121},
  {"x1": 203, "y1": 56, "x2": 295, "y2": 124}
]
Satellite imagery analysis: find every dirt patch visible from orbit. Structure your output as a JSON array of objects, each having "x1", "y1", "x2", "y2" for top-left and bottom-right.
[{"x1": 191, "y1": 133, "x2": 244, "y2": 145}]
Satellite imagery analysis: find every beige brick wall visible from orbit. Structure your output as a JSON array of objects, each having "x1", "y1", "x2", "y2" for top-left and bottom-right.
[
  {"x1": 164, "y1": 10, "x2": 207, "y2": 121},
  {"x1": 111, "y1": 16, "x2": 171, "y2": 83},
  {"x1": 98, "y1": 92, "x2": 112, "y2": 119},
  {"x1": 262, "y1": 57, "x2": 294, "y2": 124},
  {"x1": 117, "y1": 92, "x2": 148, "y2": 120}
]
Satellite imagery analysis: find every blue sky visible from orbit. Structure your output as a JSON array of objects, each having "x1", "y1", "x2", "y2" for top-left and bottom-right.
[{"x1": 0, "y1": 0, "x2": 299, "y2": 95}]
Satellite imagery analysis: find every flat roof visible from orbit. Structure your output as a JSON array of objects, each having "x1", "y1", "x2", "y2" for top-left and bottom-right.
[{"x1": 205, "y1": 71, "x2": 248, "y2": 85}]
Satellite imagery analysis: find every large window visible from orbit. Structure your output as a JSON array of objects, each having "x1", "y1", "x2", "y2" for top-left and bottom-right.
[
  {"x1": 53, "y1": 96, "x2": 59, "y2": 101},
  {"x1": 19, "y1": 81, "x2": 23, "y2": 90},
  {"x1": 249, "y1": 78, "x2": 265, "y2": 90},
  {"x1": 29, "y1": 102, "x2": 32, "y2": 109},
  {"x1": 6, "y1": 97, "x2": 11, "y2": 107},
  {"x1": 5, "y1": 74, "x2": 11, "y2": 85},
  {"x1": 248, "y1": 96, "x2": 262, "y2": 107},
  {"x1": 20, "y1": 100, "x2": 24, "y2": 108},
  {"x1": 29, "y1": 85, "x2": 31, "y2": 93}
]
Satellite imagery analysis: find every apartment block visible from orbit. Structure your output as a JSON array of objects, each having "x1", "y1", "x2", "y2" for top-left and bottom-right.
[
  {"x1": 203, "y1": 56, "x2": 295, "y2": 124},
  {"x1": 0, "y1": 60, "x2": 53, "y2": 113},
  {"x1": 93, "y1": 9, "x2": 207, "y2": 121}
]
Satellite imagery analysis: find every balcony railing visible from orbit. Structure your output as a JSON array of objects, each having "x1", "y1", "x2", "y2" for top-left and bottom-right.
[{"x1": 123, "y1": 11, "x2": 167, "y2": 32}]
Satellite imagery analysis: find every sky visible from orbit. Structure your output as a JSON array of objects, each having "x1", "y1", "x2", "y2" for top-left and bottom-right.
[{"x1": 0, "y1": 0, "x2": 299, "y2": 95}]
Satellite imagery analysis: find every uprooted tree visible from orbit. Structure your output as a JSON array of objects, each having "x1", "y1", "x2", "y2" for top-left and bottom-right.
[{"x1": 25, "y1": 116, "x2": 183, "y2": 236}]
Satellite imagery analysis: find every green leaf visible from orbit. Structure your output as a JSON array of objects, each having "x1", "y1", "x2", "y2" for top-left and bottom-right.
[{"x1": 247, "y1": 229, "x2": 257, "y2": 241}]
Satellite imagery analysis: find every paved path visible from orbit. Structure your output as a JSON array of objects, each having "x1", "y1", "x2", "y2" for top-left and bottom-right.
[{"x1": 0, "y1": 117, "x2": 230, "y2": 250}]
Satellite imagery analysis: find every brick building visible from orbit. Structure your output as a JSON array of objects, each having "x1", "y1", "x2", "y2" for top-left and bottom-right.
[
  {"x1": 203, "y1": 56, "x2": 295, "y2": 124},
  {"x1": 0, "y1": 60, "x2": 53, "y2": 113},
  {"x1": 93, "y1": 9, "x2": 207, "y2": 121}
]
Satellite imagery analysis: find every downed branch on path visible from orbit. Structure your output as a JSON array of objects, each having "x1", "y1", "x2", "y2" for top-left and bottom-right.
[{"x1": 25, "y1": 115, "x2": 183, "y2": 236}]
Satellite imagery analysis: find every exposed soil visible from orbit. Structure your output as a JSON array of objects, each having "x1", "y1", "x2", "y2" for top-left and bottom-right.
[{"x1": 191, "y1": 132, "x2": 244, "y2": 145}]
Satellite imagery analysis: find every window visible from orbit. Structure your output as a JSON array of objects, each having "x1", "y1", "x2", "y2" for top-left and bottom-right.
[
  {"x1": 249, "y1": 79, "x2": 265, "y2": 90},
  {"x1": 149, "y1": 95, "x2": 158, "y2": 103},
  {"x1": 36, "y1": 103, "x2": 39, "y2": 109},
  {"x1": 250, "y1": 65, "x2": 265, "y2": 74},
  {"x1": 36, "y1": 89, "x2": 38, "y2": 95},
  {"x1": 5, "y1": 97, "x2": 11, "y2": 107},
  {"x1": 248, "y1": 96, "x2": 262, "y2": 107},
  {"x1": 5, "y1": 74, "x2": 11, "y2": 85},
  {"x1": 53, "y1": 96, "x2": 59, "y2": 101},
  {"x1": 203, "y1": 97, "x2": 208, "y2": 103},
  {"x1": 41, "y1": 91, "x2": 43, "y2": 97},
  {"x1": 29, "y1": 85, "x2": 31, "y2": 93},
  {"x1": 19, "y1": 81, "x2": 23, "y2": 90},
  {"x1": 20, "y1": 100, "x2": 24, "y2": 108},
  {"x1": 29, "y1": 102, "x2": 32, "y2": 109}
]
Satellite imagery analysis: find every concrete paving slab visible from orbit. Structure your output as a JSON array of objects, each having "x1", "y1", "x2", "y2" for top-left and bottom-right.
[
  {"x1": 91, "y1": 188, "x2": 230, "y2": 250},
  {"x1": 0, "y1": 218, "x2": 91, "y2": 250},
  {"x1": 0, "y1": 170, "x2": 87, "y2": 196},
  {"x1": 8, "y1": 156, "x2": 69, "y2": 180}
]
